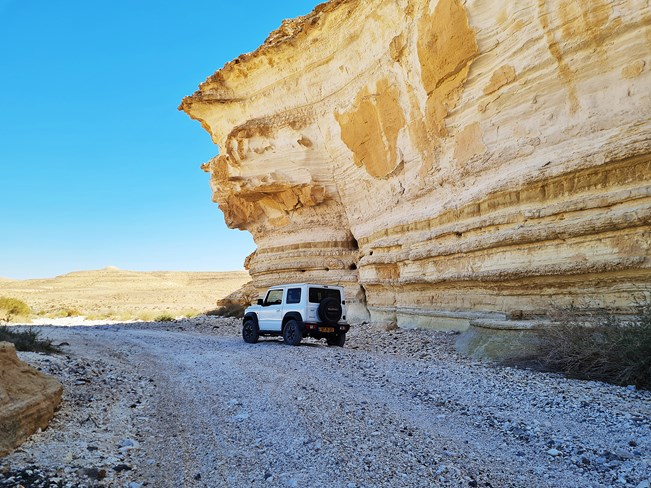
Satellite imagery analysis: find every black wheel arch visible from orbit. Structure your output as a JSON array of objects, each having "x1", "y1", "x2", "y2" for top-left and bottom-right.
[
  {"x1": 282, "y1": 312, "x2": 305, "y2": 332},
  {"x1": 243, "y1": 312, "x2": 259, "y2": 326}
]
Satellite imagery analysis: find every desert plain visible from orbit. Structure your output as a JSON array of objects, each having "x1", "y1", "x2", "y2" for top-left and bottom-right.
[{"x1": 0, "y1": 268, "x2": 250, "y2": 321}]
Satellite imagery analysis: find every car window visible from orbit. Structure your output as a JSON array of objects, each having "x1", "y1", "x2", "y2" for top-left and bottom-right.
[
  {"x1": 286, "y1": 288, "x2": 301, "y2": 304},
  {"x1": 265, "y1": 289, "x2": 283, "y2": 305},
  {"x1": 308, "y1": 288, "x2": 341, "y2": 304}
]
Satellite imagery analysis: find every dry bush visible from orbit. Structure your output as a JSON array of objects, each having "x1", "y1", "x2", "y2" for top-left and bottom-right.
[
  {"x1": 0, "y1": 326, "x2": 59, "y2": 353},
  {"x1": 154, "y1": 314, "x2": 175, "y2": 322},
  {"x1": 0, "y1": 296, "x2": 31, "y2": 323},
  {"x1": 207, "y1": 302, "x2": 245, "y2": 319},
  {"x1": 534, "y1": 302, "x2": 651, "y2": 389}
]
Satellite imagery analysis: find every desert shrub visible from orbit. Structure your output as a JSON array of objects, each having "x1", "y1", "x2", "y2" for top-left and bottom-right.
[
  {"x1": 207, "y1": 303, "x2": 245, "y2": 319},
  {"x1": 51, "y1": 307, "x2": 82, "y2": 318},
  {"x1": 154, "y1": 314, "x2": 175, "y2": 322},
  {"x1": 0, "y1": 297, "x2": 31, "y2": 323},
  {"x1": 533, "y1": 303, "x2": 651, "y2": 389},
  {"x1": 0, "y1": 326, "x2": 59, "y2": 353}
]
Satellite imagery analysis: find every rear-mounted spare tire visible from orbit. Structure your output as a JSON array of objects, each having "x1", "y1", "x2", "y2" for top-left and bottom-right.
[{"x1": 318, "y1": 297, "x2": 342, "y2": 325}]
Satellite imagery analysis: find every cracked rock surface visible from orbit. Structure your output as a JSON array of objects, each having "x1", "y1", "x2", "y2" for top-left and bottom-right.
[{"x1": 1, "y1": 317, "x2": 650, "y2": 487}]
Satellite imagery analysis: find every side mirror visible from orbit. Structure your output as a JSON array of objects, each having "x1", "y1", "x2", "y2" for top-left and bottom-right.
[{"x1": 257, "y1": 299, "x2": 264, "y2": 306}]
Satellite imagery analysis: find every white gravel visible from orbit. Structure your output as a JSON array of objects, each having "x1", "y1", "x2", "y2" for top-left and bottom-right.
[{"x1": 1, "y1": 317, "x2": 649, "y2": 488}]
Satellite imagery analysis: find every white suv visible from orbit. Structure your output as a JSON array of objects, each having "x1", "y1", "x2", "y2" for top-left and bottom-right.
[{"x1": 242, "y1": 284, "x2": 350, "y2": 346}]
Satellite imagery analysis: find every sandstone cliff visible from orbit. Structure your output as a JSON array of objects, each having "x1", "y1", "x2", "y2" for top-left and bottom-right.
[
  {"x1": 181, "y1": 0, "x2": 651, "y2": 328},
  {"x1": 0, "y1": 342, "x2": 63, "y2": 456}
]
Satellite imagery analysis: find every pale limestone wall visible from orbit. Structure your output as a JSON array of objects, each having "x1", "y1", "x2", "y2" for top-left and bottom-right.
[{"x1": 181, "y1": 0, "x2": 651, "y2": 327}]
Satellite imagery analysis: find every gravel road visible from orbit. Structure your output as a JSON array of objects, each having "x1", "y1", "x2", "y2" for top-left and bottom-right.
[{"x1": 1, "y1": 318, "x2": 650, "y2": 488}]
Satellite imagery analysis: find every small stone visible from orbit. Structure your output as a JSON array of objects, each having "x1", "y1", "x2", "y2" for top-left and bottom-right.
[
  {"x1": 636, "y1": 481, "x2": 650, "y2": 488},
  {"x1": 129, "y1": 483, "x2": 143, "y2": 488},
  {"x1": 79, "y1": 467, "x2": 107, "y2": 481},
  {"x1": 113, "y1": 464, "x2": 132, "y2": 472},
  {"x1": 546, "y1": 449, "x2": 562, "y2": 457},
  {"x1": 614, "y1": 448, "x2": 633, "y2": 460}
]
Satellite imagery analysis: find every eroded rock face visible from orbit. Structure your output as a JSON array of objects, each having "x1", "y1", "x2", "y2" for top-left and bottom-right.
[
  {"x1": 0, "y1": 342, "x2": 63, "y2": 456},
  {"x1": 181, "y1": 0, "x2": 651, "y2": 327}
]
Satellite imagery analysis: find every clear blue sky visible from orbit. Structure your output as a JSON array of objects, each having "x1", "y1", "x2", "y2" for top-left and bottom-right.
[{"x1": 0, "y1": 0, "x2": 319, "y2": 279}]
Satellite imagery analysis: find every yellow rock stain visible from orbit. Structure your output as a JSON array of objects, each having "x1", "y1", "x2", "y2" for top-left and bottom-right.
[
  {"x1": 483, "y1": 65, "x2": 517, "y2": 96},
  {"x1": 417, "y1": 0, "x2": 479, "y2": 138},
  {"x1": 538, "y1": 0, "x2": 619, "y2": 115},
  {"x1": 453, "y1": 122, "x2": 487, "y2": 167},
  {"x1": 336, "y1": 79, "x2": 406, "y2": 179}
]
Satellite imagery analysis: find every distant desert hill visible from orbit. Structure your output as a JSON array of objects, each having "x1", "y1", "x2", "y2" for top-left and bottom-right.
[{"x1": 0, "y1": 268, "x2": 250, "y2": 320}]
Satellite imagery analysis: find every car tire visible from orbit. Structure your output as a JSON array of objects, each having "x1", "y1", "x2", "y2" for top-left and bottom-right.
[
  {"x1": 318, "y1": 297, "x2": 343, "y2": 325},
  {"x1": 283, "y1": 319, "x2": 302, "y2": 346},
  {"x1": 326, "y1": 333, "x2": 346, "y2": 347},
  {"x1": 242, "y1": 319, "x2": 259, "y2": 344}
]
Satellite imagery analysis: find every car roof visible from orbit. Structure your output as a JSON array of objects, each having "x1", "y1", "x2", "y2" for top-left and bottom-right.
[{"x1": 268, "y1": 283, "x2": 343, "y2": 289}]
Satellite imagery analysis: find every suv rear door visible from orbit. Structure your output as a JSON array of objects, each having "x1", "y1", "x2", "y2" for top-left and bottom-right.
[{"x1": 307, "y1": 287, "x2": 342, "y2": 323}]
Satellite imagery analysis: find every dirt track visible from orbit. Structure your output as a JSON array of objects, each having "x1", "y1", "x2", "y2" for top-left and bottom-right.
[{"x1": 2, "y1": 319, "x2": 650, "y2": 487}]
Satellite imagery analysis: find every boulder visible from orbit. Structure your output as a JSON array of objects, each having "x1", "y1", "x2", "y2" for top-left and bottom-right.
[{"x1": 0, "y1": 341, "x2": 63, "y2": 456}]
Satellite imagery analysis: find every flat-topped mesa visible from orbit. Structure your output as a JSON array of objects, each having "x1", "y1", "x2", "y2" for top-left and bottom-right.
[{"x1": 181, "y1": 0, "x2": 651, "y2": 328}]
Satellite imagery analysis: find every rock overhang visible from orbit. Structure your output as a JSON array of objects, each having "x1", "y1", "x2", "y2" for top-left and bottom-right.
[{"x1": 180, "y1": 0, "x2": 651, "y2": 328}]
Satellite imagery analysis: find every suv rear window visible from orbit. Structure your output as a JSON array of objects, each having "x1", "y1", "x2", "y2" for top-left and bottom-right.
[
  {"x1": 308, "y1": 287, "x2": 341, "y2": 304},
  {"x1": 286, "y1": 288, "x2": 301, "y2": 304}
]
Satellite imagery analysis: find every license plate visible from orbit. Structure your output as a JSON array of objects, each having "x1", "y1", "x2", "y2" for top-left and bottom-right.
[{"x1": 320, "y1": 327, "x2": 335, "y2": 333}]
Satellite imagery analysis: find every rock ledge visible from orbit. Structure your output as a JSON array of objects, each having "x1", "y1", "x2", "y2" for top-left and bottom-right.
[{"x1": 0, "y1": 341, "x2": 63, "y2": 456}]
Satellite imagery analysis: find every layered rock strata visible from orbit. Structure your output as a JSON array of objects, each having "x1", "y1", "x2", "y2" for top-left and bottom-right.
[
  {"x1": 0, "y1": 342, "x2": 63, "y2": 456},
  {"x1": 181, "y1": 0, "x2": 651, "y2": 327}
]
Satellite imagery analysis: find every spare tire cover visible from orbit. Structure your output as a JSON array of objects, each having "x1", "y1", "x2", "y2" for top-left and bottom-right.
[{"x1": 318, "y1": 297, "x2": 343, "y2": 325}]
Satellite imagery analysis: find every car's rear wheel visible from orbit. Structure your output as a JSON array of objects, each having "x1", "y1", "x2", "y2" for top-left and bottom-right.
[
  {"x1": 283, "y1": 319, "x2": 302, "y2": 346},
  {"x1": 242, "y1": 319, "x2": 259, "y2": 344},
  {"x1": 327, "y1": 333, "x2": 346, "y2": 347}
]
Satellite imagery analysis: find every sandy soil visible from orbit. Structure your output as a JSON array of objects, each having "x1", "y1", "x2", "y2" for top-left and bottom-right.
[
  {"x1": 1, "y1": 318, "x2": 649, "y2": 488},
  {"x1": 0, "y1": 268, "x2": 250, "y2": 319}
]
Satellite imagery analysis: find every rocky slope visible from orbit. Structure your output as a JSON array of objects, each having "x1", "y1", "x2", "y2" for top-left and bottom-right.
[
  {"x1": 0, "y1": 268, "x2": 250, "y2": 319},
  {"x1": 181, "y1": 0, "x2": 651, "y2": 328},
  {"x1": 0, "y1": 342, "x2": 63, "y2": 457}
]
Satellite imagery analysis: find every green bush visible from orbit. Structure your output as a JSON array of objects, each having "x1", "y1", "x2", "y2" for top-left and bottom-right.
[
  {"x1": 533, "y1": 303, "x2": 651, "y2": 389},
  {"x1": 0, "y1": 297, "x2": 31, "y2": 323},
  {"x1": 0, "y1": 326, "x2": 59, "y2": 353}
]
